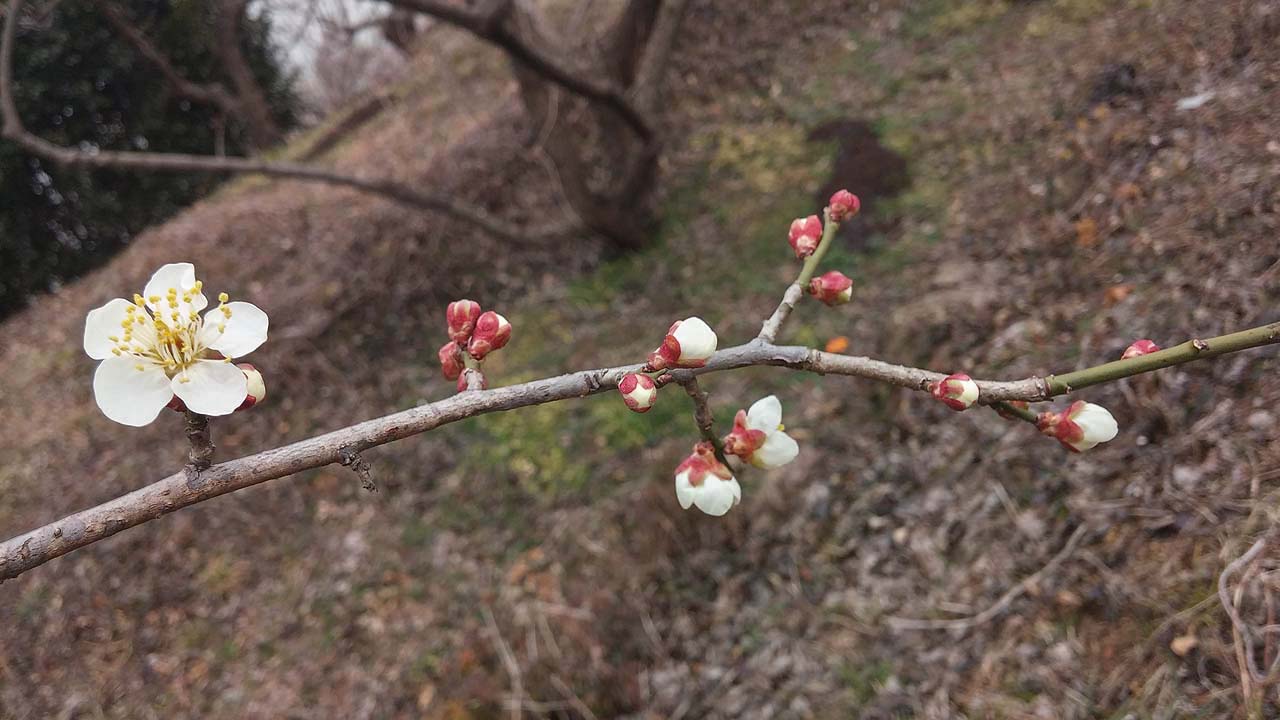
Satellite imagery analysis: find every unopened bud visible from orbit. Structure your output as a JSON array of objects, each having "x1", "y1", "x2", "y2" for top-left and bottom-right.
[
  {"x1": 827, "y1": 189, "x2": 861, "y2": 222},
  {"x1": 438, "y1": 341, "x2": 463, "y2": 381},
  {"x1": 1037, "y1": 401, "x2": 1118, "y2": 452},
  {"x1": 446, "y1": 299, "x2": 483, "y2": 343},
  {"x1": 929, "y1": 372, "x2": 979, "y2": 411},
  {"x1": 236, "y1": 363, "x2": 266, "y2": 410},
  {"x1": 807, "y1": 270, "x2": 854, "y2": 306},
  {"x1": 1121, "y1": 339, "x2": 1160, "y2": 360},
  {"x1": 646, "y1": 317, "x2": 718, "y2": 370},
  {"x1": 467, "y1": 311, "x2": 512, "y2": 360},
  {"x1": 457, "y1": 367, "x2": 488, "y2": 392},
  {"x1": 618, "y1": 373, "x2": 657, "y2": 413},
  {"x1": 787, "y1": 215, "x2": 823, "y2": 259}
]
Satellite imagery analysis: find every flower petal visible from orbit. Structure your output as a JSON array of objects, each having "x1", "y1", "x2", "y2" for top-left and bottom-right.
[
  {"x1": 1072, "y1": 403, "x2": 1118, "y2": 450},
  {"x1": 692, "y1": 475, "x2": 740, "y2": 516},
  {"x1": 751, "y1": 430, "x2": 799, "y2": 469},
  {"x1": 205, "y1": 301, "x2": 269, "y2": 358},
  {"x1": 671, "y1": 317, "x2": 717, "y2": 362},
  {"x1": 172, "y1": 359, "x2": 247, "y2": 416},
  {"x1": 143, "y1": 260, "x2": 204, "y2": 311},
  {"x1": 674, "y1": 470, "x2": 696, "y2": 510},
  {"x1": 93, "y1": 356, "x2": 173, "y2": 426},
  {"x1": 745, "y1": 395, "x2": 783, "y2": 433},
  {"x1": 83, "y1": 298, "x2": 134, "y2": 359}
]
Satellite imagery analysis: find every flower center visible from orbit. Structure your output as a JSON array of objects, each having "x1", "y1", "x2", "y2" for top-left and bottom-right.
[{"x1": 106, "y1": 283, "x2": 235, "y2": 378}]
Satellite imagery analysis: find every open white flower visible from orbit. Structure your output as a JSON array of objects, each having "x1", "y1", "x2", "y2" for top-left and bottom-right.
[
  {"x1": 674, "y1": 442, "x2": 741, "y2": 517},
  {"x1": 83, "y1": 263, "x2": 268, "y2": 426},
  {"x1": 723, "y1": 395, "x2": 800, "y2": 469}
]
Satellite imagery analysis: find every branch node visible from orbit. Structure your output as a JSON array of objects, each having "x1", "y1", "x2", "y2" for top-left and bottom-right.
[
  {"x1": 1193, "y1": 338, "x2": 1210, "y2": 352},
  {"x1": 339, "y1": 447, "x2": 377, "y2": 492}
]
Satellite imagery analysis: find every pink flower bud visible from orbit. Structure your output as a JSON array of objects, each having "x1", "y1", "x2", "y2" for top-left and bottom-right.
[
  {"x1": 457, "y1": 368, "x2": 488, "y2": 392},
  {"x1": 236, "y1": 363, "x2": 266, "y2": 410},
  {"x1": 1037, "y1": 401, "x2": 1118, "y2": 452},
  {"x1": 929, "y1": 372, "x2": 980, "y2": 411},
  {"x1": 446, "y1": 299, "x2": 483, "y2": 343},
  {"x1": 438, "y1": 341, "x2": 464, "y2": 381},
  {"x1": 1121, "y1": 339, "x2": 1160, "y2": 360},
  {"x1": 467, "y1": 311, "x2": 512, "y2": 360},
  {"x1": 618, "y1": 373, "x2": 658, "y2": 413},
  {"x1": 787, "y1": 215, "x2": 823, "y2": 259},
  {"x1": 995, "y1": 400, "x2": 1030, "y2": 421},
  {"x1": 807, "y1": 270, "x2": 854, "y2": 306},
  {"x1": 827, "y1": 189, "x2": 861, "y2": 222}
]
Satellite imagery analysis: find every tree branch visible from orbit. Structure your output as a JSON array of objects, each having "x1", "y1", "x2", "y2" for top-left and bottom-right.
[
  {"x1": 3, "y1": 318, "x2": 1278, "y2": 581},
  {"x1": 377, "y1": 0, "x2": 654, "y2": 141},
  {"x1": 0, "y1": 0, "x2": 579, "y2": 243}
]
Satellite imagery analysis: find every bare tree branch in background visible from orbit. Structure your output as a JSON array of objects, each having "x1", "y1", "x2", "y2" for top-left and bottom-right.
[{"x1": 0, "y1": 0, "x2": 578, "y2": 242}]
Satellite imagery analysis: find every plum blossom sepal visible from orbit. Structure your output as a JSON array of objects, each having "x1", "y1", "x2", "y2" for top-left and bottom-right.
[
  {"x1": 674, "y1": 441, "x2": 742, "y2": 516},
  {"x1": 929, "y1": 372, "x2": 980, "y2": 411},
  {"x1": 84, "y1": 262, "x2": 268, "y2": 426},
  {"x1": 722, "y1": 395, "x2": 799, "y2": 469},
  {"x1": 1037, "y1": 401, "x2": 1119, "y2": 452}
]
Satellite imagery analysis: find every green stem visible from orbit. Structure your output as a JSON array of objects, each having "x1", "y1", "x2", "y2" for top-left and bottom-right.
[
  {"x1": 1047, "y1": 322, "x2": 1280, "y2": 395},
  {"x1": 992, "y1": 401, "x2": 1038, "y2": 424},
  {"x1": 795, "y1": 209, "x2": 841, "y2": 289}
]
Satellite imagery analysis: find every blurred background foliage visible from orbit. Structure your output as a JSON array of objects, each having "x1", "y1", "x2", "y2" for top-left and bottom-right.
[{"x1": 0, "y1": 0, "x2": 297, "y2": 320}]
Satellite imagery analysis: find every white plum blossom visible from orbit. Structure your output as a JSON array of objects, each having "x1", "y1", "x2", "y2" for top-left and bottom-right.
[
  {"x1": 83, "y1": 263, "x2": 268, "y2": 426},
  {"x1": 674, "y1": 442, "x2": 741, "y2": 516},
  {"x1": 723, "y1": 395, "x2": 800, "y2": 469}
]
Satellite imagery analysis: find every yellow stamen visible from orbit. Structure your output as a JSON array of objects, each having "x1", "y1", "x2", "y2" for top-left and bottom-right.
[{"x1": 218, "y1": 292, "x2": 229, "y2": 303}]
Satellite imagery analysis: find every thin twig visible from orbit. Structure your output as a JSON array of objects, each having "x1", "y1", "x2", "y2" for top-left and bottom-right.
[
  {"x1": 887, "y1": 525, "x2": 1089, "y2": 631},
  {"x1": 182, "y1": 411, "x2": 215, "y2": 471},
  {"x1": 482, "y1": 605, "x2": 524, "y2": 720},
  {"x1": 758, "y1": 209, "x2": 840, "y2": 343}
]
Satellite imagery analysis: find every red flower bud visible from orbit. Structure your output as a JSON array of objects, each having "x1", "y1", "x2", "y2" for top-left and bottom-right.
[
  {"x1": 787, "y1": 215, "x2": 823, "y2": 259},
  {"x1": 467, "y1": 311, "x2": 511, "y2": 360},
  {"x1": 827, "y1": 189, "x2": 861, "y2": 222},
  {"x1": 236, "y1": 363, "x2": 266, "y2": 411},
  {"x1": 618, "y1": 373, "x2": 658, "y2": 413},
  {"x1": 807, "y1": 270, "x2": 854, "y2": 306},
  {"x1": 1121, "y1": 339, "x2": 1160, "y2": 360},
  {"x1": 438, "y1": 341, "x2": 464, "y2": 381},
  {"x1": 446, "y1": 299, "x2": 482, "y2": 343}
]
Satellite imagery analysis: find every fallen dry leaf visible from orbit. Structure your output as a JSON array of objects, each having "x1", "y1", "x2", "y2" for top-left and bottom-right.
[{"x1": 825, "y1": 336, "x2": 851, "y2": 354}]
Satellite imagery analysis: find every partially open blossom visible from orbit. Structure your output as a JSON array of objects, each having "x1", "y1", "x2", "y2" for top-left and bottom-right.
[
  {"x1": 467, "y1": 311, "x2": 511, "y2": 360},
  {"x1": 674, "y1": 441, "x2": 741, "y2": 516},
  {"x1": 788, "y1": 215, "x2": 823, "y2": 259},
  {"x1": 929, "y1": 372, "x2": 980, "y2": 411},
  {"x1": 722, "y1": 395, "x2": 800, "y2": 469},
  {"x1": 83, "y1": 262, "x2": 268, "y2": 426},
  {"x1": 827, "y1": 189, "x2": 861, "y2": 222},
  {"x1": 236, "y1": 363, "x2": 266, "y2": 410},
  {"x1": 446, "y1": 299, "x2": 482, "y2": 343},
  {"x1": 995, "y1": 400, "x2": 1030, "y2": 421},
  {"x1": 439, "y1": 341, "x2": 464, "y2": 380},
  {"x1": 1038, "y1": 401, "x2": 1119, "y2": 452},
  {"x1": 1121, "y1": 339, "x2": 1160, "y2": 360},
  {"x1": 807, "y1": 270, "x2": 854, "y2": 306},
  {"x1": 647, "y1": 317, "x2": 718, "y2": 370},
  {"x1": 457, "y1": 368, "x2": 487, "y2": 392},
  {"x1": 618, "y1": 373, "x2": 658, "y2": 413}
]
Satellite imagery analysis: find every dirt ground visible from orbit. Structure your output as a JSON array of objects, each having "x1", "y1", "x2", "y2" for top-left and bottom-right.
[{"x1": 3, "y1": 0, "x2": 1280, "y2": 718}]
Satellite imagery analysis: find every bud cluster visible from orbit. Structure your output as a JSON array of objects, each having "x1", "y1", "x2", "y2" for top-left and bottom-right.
[{"x1": 439, "y1": 299, "x2": 512, "y2": 392}]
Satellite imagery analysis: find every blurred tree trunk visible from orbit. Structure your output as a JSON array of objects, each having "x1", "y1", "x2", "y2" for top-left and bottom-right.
[{"x1": 212, "y1": 0, "x2": 282, "y2": 151}]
